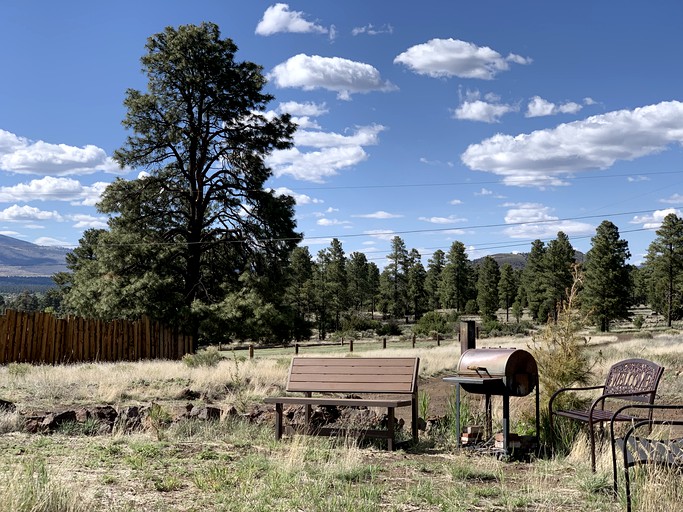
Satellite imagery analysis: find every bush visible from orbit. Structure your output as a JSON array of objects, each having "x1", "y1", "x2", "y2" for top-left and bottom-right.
[
  {"x1": 632, "y1": 314, "x2": 644, "y2": 330},
  {"x1": 480, "y1": 320, "x2": 533, "y2": 338},
  {"x1": 341, "y1": 315, "x2": 381, "y2": 333},
  {"x1": 412, "y1": 311, "x2": 453, "y2": 337},
  {"x1": 464, "y1": 299, "x2": 479, "y2": 315},
  {"x1": 376, "y1": 321, "x2": 401, "y2": 336},
  {"x1": 182, "y1": 347, "x2": 223, "y2": 368},
  {"x1": 528, "y1": 267, "x2": 595, "y2": 452}
]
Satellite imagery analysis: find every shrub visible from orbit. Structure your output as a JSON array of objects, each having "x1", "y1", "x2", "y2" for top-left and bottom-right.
[
  {"x1": 480, "y1": 320, "x2": 533, "y2": 338},
  {"x1": 632, "y1": 314, "x2": 644, "y2": 330},
  {"x1": 412, "y1": 311, "x2": 453, "y2": 337},
  {"x1": 528, "y1": 266, "x2": 595, "y2": 452},
  {"x1": 375, "y1": 321, "x2": 401, "y2": 336},
  {"x1": 464, "y1": 300, "x2": 479, "y2": 315},
  {"x1": 340, "y1": 315, "x2": 381, "y2": 334},
  {"x1": 182, "y1": 347, "x2": 223, "y2": 368}
]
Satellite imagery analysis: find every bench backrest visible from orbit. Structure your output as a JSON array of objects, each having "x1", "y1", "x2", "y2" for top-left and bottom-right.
[
  {"x1": 603, "y1": 358, "x2": 664, "y2": 404},
  {"x1": 286, "y1": 357, "x2": 420, "y2": 395}
]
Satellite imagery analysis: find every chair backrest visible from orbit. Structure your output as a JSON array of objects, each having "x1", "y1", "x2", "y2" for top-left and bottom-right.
[
  {"x1": 286, "y1": 356, "x2": 420, "y2": 395},
  {"x1": 603, "y1": 358, "x2": 664, "y2": 404}
]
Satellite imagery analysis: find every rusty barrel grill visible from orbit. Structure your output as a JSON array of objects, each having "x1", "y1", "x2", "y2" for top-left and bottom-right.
[{"x1": 443, "y1": 348, "x2": 540, "y2": 455}]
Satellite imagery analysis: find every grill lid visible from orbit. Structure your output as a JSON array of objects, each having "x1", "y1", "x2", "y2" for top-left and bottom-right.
[{"x1": 456, "y1": 348, "x2": 538, "y2": 396}]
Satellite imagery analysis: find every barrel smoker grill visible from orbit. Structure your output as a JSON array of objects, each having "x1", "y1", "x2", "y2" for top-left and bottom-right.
[{"x1": 443, "y1": 348, "x2": 540, "y2": 456}]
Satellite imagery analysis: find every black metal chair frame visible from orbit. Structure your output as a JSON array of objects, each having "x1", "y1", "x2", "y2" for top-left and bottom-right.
[
  {"x1": 609, "y1": 403, "x2": 683, "y2": 512},
  {"x1": 549, "y1": 358, "x2": 664, "y2": 472}
]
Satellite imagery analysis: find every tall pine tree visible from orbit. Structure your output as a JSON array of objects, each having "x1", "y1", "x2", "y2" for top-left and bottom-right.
[{"x1": 582, "y1": 221, "x2": 631, "y2": 331}]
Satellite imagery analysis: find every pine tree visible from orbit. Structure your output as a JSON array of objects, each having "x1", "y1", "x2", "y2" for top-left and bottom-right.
[
  {"x1": 524, "y1": 240, "x2": 547, "y2": 321},
  {"x1": 477, "y1": 256, "x2": 500, "y2": 322},
  {"x1": 498, "y1": 263, "x2": 517, "y2": 322},
  {"x1": 406, "y1": 249, "x2": 427, "y2": 320},
  {"x1": 385, "y1": 236, "x2": 409, "y2": 318},
  {"x1": 347, "y1": 252, "x2": 370, "y2": 313},
  {"x1": 424, "y1": 249, "x2": 445, "y2": 310},
  {"x1": 582, "y1": 221, "x2": 632, "y2": 331},
  {"x1": 439, "y1": 241, "x2": 473, "y2": 311},
  {"x1": 642, "y1": 213, "x2": 683, "y2": 326},
  {"x1": 543, "y1": 232, "x2": 576, "y2": 322}
]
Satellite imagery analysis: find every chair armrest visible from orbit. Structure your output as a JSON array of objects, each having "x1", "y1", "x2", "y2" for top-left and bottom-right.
[{"x1": 549, "y1": 384, "x2": 605, "y2": 413}]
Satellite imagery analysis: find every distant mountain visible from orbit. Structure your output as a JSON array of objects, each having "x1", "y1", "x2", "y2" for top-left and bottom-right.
[
  {"x1": 0, "y1": 235, "x2": 69, "y2": 277},
  {"x1": 473, "y1": 250, "x2": 585, "y2": 270}
]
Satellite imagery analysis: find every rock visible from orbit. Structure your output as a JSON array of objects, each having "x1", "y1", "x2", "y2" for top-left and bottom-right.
[
  {"x1": 41, "y1": 410, "x2": 77, "y2": 431},
  {"x1": 0, "y1": 399, "x2": 16, "y2": 413},
  {"x1": 176, "y1": 388, "x2": 200, "y2": 400}
]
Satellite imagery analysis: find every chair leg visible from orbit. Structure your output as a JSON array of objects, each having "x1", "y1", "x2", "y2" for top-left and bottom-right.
[{"x1": 589, "y1": 418, "x2": 596, "y2": 472}]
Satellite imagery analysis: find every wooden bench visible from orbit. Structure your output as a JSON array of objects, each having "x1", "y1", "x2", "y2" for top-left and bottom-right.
[
  {"x1": 264, "y1": 356, "x2": 420, "y2": 450},
  {"x1": 549, "y1": 358, "x2": 664, "y2": 471},
  {"x1": 609, "y1": 404, "x2": 683, "y2": 512}
]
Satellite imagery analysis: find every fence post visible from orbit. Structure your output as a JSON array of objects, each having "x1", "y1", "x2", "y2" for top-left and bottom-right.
[
  {"x1": 295, "y1": 343, "x2": 299, "y2": 355},
  {"x1": 382, "y1": 337, "x2": 386, "y2": 349},
  {"x1": 437, "y1": 334, "x2": 441, "y2": 346},
  {"x1": 341, "y1": 337, "x2": 344, "y2": 346},
  {"x1": 249, "y1": 344, "x2": 254, "y2": 359},
  {"x1": 412, "y1": 334, "x2": 416, "y2": 348},
  {"x1": 349, "y1": 339, "x2": 353, "y2": 352}
]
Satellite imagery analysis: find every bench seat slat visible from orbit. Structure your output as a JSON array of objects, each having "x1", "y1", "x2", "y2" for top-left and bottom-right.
[
  {"x1": 287, "y1": 382, "x2": 413, "y2": 393},
  {"x1": 289, "y1": 374, "x2": 414, "y2": 384},
  {"x1": 293, "y1": 357, "x2": 417, "y2": 367},
  {"x1": 264, "y1": 397, "x2": 413, "y2": 408},
  {"x1": 291, "y1": 366, "x2": 415, "y2": 376}
]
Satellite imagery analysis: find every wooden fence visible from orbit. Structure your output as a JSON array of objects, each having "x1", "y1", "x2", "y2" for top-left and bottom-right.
[{"x1": 0, "y1": 309, "x2": 193, "y2": 364}]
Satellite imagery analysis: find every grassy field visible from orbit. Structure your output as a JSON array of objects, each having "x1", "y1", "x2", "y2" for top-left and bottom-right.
[{"x1": 0, "y1": 330, "x2": 681, "y2": 511}]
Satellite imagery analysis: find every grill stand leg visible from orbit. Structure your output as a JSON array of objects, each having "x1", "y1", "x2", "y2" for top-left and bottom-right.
[
  {"x1": 485, "y1": 394, "x2": 492, "y2": 441},
  {"x1": 502, "y1": 394, "x2": 510, "y2": 456},
  {"x1": 455, "y1": 384, "x2": 461, "y2": 448}
]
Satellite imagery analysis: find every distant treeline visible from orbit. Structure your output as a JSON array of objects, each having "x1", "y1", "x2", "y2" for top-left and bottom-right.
[{"x1": 0, "y1": 277, "x2": 56, "y2": 294}]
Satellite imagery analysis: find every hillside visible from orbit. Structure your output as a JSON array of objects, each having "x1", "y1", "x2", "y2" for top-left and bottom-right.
[
  {"x1": 474, "y1": 250, "x2": 585, "y2": 270},
  {"x1": 0, "y1": 235, "x2": 69, "y2": 277}
]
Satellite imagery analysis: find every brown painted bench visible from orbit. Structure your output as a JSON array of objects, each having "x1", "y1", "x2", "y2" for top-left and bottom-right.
[
  {"x1": 264, "y1": 356, "x2": 420, "y2": 450},
  {"x1": 609, "y1": 403, "x2": 683, "y2": 512},
  {"x1": 549, "y1": 358, "x2": 664, "y2": 471}
]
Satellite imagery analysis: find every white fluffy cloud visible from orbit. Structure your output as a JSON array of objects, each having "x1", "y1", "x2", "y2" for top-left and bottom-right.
[
  {"x1": 352, "y1": 211, "x2": 403, "y2": 219},
  {"x1": 462, "y1": 101, "x2": 683, "y2": 187},
  {"x1": 270, "y1": 186, "x2": 323, "y2": 205},
  {"x1": 631, "y1": 208, "x2": 683, "y2": 230},
  {"x1": 454, "y1": 91, "x2": 518, "y2": 123},
  {"x1": 69, "y1": 213, "x2": 108, "y2": 229},
  {"x1": 268, "y1": 54, "x2": 396, "y2": 100},
  {"x1": 502, "y1": 202, "x2": 594, "y2": 238},
  {"x1": 418, "y1": 215, "x2": 468, "y2": 224},
  {"x1": 0, "y1": 176, "x2": 108, "y2": 206},
  {"x1": 661, "y1": 193, "x2": 683, "y2": 204},
  {"x1": 255, "y1": 3, "x2": 327, "y2": 36},
  {"x1": 351, "y1": 24, "x2": 393, "y2": 36},
  {"x1": 0, "y1": 129, "x2": 124, "y2": 176},
  {"x1": 0, "y1": 204, "x2": 63, "y2": 222},
  {"x1": 526, "y1": 96, "x2": 583, "y2": 117},
  {"x1": 267, "y1": 124, "x2": 385, "y2": 182},
  {"x1": 394, "y1": 38, "x2": 531, "y2": 79},
  {"x1": 278, "y1": 101, "x2": 328, "y2": 117}
]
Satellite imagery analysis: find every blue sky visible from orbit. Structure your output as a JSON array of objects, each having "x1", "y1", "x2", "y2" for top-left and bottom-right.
[{"x1": 1, "y1": 1, "x2": 682, "y2": 267}]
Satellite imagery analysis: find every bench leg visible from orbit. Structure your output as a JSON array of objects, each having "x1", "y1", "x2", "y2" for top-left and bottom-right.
[
  {"x1": 274, "y1": 403, "x2": 283, "y2": 440},
  {"x1": 411, "y1": 397, "x2": 418, "y2": 444},
  {"x1": 387, "y1": 407, "x2": 395, "y2": 451}
]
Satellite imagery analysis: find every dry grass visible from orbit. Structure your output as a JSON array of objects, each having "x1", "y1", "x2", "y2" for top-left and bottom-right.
[{"x1": 0, "y1": 331, "x2": 681, "y2": 511}]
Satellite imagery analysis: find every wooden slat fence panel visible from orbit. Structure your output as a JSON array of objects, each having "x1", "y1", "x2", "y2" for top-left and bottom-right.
[{"x1": 0, "y1": 310, "x2": 192, "y2": 364}]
